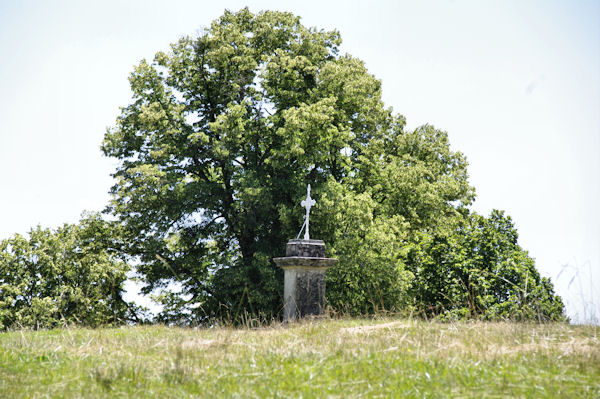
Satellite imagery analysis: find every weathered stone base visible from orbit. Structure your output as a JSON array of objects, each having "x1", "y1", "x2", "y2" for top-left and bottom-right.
[
  {"x1": 283, "y1": 268, "x2": 327, "y2": 321},
  {"x1": 274, "y1": 239, "x2": 337, "y2": 322}
]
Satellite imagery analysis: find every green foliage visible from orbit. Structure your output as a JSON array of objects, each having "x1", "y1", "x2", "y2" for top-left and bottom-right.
[
  {"x1": 0, "y1": 213, "x2": 135, "y2": 330},
  {"x1": 316, "y1": 179, "x2": 413, "y2": 314},
  {"x1": 354, "y1": 121, "x2": 475, "y2": 233},
  {"x1": 102, "y1": 9, "x2": 474, "y2": 321},
  {"x1": 407, "y1": 210, "x2": 566, "y2": 321}
]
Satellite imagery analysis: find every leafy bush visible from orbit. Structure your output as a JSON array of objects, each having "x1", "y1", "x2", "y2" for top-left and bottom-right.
[
  {"x1": 0, "y1": 213, "x2": 136, "y2": 329},
  {"x1": 406, "y1": 210, "x2": 566, "y2": 321}
]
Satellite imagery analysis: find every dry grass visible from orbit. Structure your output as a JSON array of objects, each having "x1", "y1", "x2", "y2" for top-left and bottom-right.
[{"x1": 1, "y1": 318, "x2": 598, "y2": 397}]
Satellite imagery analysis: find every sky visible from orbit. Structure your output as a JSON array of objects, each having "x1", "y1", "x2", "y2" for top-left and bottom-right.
[{"x1": 0, "y1": 0, "x2": 598, "y2": 323}]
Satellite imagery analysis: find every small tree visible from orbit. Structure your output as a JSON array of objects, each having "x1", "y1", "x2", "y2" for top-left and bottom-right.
[
  {"x1": 0, "y1": 213, "x2": 135, "y2": 330},
  {"x1": 407, "y1": 210, "x2": 566, "y2": 321}
]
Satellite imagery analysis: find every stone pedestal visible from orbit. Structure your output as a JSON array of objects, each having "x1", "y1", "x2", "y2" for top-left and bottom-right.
[{"x1": 274, "y1": 239, "x2": 337, "y2": 321}]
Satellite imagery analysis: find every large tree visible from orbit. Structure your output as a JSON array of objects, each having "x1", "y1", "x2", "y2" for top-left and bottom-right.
[{"x1": 102, "y1": 9, "x2": 561, "y2": 322}]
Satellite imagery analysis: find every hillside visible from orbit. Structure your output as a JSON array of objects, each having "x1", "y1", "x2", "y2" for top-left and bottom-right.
[{"x1": 0, "y1": 318, "x2": 598, "y2": 398}]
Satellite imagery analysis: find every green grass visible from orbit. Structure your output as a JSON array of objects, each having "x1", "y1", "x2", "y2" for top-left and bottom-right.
[{"x1": 0, "y1": 318, "x2": 598, "y2": 398}]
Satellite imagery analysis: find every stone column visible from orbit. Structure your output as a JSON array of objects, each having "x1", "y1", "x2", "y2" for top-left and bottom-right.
[{"x1": 274, "y1": 239, "x2": 337, "y2": 321}]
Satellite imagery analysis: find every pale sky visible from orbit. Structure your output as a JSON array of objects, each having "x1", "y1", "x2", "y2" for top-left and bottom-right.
[{"x1": 1, "y1": 0, "x2": 598, "y2": 323}]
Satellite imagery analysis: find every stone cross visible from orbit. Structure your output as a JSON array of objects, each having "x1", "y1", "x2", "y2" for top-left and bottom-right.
[
  {"x1": 274, "y1": 183, "x2": 337, "y2": 321},
  {"x1": 300, "y1": 184, "x2": 316, "y2": 240}
]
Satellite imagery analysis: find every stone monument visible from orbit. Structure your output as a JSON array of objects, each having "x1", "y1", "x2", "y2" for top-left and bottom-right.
[{"x1": 274, "y1": 184, "x2": 337, "y2": 321}]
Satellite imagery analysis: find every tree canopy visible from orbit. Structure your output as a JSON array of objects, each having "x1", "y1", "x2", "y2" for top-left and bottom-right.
[{"x1": 102, "y1": 8, "x2": 564, "y2": 322}]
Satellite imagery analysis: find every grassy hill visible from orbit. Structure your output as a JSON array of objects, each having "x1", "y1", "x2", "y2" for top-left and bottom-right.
[{"x1": 1, "y1": 318, "x2": 598, "y2": 398}]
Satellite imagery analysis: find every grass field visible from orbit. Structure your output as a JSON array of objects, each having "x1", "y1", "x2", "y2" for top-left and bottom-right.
[{"x1": 0, "y1": 318, "x2": 598, "y2": 398}]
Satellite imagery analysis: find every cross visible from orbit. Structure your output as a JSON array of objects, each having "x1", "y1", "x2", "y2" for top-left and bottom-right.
[{"x1": 300, "y1": 184, "x2": 316, "y2": 240}]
